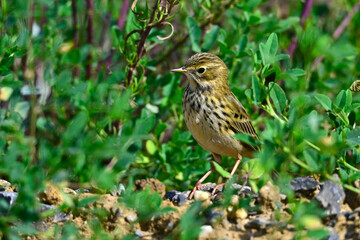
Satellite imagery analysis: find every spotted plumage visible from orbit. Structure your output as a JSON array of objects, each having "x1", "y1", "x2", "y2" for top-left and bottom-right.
[
  {"x1": 171, "y1": 52, "x2": 259, "y2": 199},
  {"x1": 350, "y1": 80, "x2": 360, "y2": 92}
]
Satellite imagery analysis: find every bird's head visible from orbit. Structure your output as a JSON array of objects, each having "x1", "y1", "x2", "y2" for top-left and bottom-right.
[{"x1": 171, "y1": 53, "x2": 229, "y2": 91}]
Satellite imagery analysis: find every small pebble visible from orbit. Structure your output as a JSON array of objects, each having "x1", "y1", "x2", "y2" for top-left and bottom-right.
[
  {"x1": 110, "y1": 183, "x2": 126, "y2": 196},
  {"x1": 134, "y1": 230, "x2": 143, "y2": 237},
  {"x1": 236, "y1": 208, "x2": 248, "y2": 220},
  {"x1": 165, "y1": 190, "x2": 179, "y2": 201},
  {"x1": 194, "y1": 191, "x2": 211, "y2": 201},
  {"x1": 0, "y1": 179, "x2": 12, "y2": 191},
  {"x1": 199, "y1": 225, "x2": 213, "y2": 238},
  {"x1": 75, "y1": 188, "x2": 90, "y2": 194},
  {"x1": 166, "y1": 222, "x2": 175, "y2": 230},
  {"x1": 176, "y1": 194, "x2": 188, "y2": 206},
  {"x1": 205, "y1": 209, "x2": 224, "y2": 224},
  {"x1": 230, "y1": 195, "x2": 239, "y2": 206},
  {"x1": 125, "y1": 214, "x2": 137, "y2": 223},
  {"x1": 63, "y1": 187, "x2": 77, "y2": 195},
  {"x1": 0, "y1": 192, "x2": 18, "y2": 207}
]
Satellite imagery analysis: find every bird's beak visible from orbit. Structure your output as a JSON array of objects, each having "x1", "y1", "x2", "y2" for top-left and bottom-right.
[{"x1": 170, "y1": 67, "x2": 188, "y2": 73}]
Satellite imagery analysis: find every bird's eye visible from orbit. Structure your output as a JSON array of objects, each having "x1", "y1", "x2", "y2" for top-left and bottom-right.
[{"x1": 197, "y1": 67, "x2": 205, "y2": 74}]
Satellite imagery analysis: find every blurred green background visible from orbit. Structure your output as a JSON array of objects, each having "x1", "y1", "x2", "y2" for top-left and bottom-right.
[{"x1": 1, "y1": 0, "x2": 360, "y2": 238}]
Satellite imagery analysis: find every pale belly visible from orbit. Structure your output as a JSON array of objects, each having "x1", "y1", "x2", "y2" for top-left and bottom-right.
[{"x1": 184, "y1": 107, "x2": 245, "y2": 158}]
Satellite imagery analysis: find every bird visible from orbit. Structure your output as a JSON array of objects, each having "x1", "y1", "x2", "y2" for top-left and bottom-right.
[
  {"x1": 350, "y1": 80, "x2": 360, "y2": 92},
  {"x1": 171, "y1": 52, "x2": 259, "y2": 199}
]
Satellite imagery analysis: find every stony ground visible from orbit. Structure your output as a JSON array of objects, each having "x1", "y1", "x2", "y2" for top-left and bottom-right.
[{"x1": 1, "y1": 176, "x2": 360, "y2": 239}]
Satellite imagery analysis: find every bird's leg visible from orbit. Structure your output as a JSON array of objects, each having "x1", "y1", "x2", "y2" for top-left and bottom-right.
[
  {"x1": 188, "y1": 153, "x2": 222, "y2": 200},
  {"x1": 188, "y1": 169, "x2": 213, "y2": 199},
  {"x1": 211, "y1": 155, "x2": 243, "y2": 195}
]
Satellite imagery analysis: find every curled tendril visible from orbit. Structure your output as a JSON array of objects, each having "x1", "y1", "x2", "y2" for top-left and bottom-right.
[
  {"x1": 350, "y1": 80, "x2": 360, "y2": 92},
  {"x1": 156, "y1": 22, "x2": 174, "y2": 40},
  {"x1": 131, "y1": 0, "x2": 147, "y2": 22}
]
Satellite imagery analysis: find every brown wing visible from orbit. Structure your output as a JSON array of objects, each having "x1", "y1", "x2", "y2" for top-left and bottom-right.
[{"x1": 225, "y1": 92, "x2": 258, "y2": 139}]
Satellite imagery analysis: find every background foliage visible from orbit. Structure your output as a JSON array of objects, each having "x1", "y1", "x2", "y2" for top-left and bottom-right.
[{"x1": 0, "y1": 0, "x2": 360, "y2": 238}]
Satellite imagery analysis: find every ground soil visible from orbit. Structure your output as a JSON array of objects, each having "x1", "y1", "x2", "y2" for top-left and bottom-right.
[{"x1": 3, "y1": 178, "x2": 360, "y2": 239}]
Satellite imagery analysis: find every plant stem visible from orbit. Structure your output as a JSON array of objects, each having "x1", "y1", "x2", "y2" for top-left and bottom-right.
[
  {"x1": 339, "y1": 158, "x2": 360, "y2": 172},
  {"x1": 284, "y1": 147, "x2": 313, "y2": 172}
]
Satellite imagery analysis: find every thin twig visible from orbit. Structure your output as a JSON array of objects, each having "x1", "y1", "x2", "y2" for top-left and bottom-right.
[
  {"x1": 101, "y1": 0, "x2": 130, "y2": 74},
  {"x1": 288, "y1": 0, "x2": 314, "y2": 58},
  {"x1": 157, "y1": 0, "x2": 236, "y2": 65},
  {"x1": 332, "y1": 1, "x2": 360, "y2": 39},
  {"x1": 118, "y1": 0, "x2": 130, "y2": 30},
  {"x1": 71, "y1": 0, "x2": 79, "y2": 77},
  {"x1": 125, "y1": 0, "x2": 176, "y2": 85},
  {"x1": 86, "y1": 0, "x2": 94, "y2": 80},
  {"x1": 311, "y1": 0, "x2": 360, "y2": 70}
]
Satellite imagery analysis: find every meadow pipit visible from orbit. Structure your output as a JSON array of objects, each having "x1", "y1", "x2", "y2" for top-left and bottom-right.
[{"x1": 171, "y1": 53, "x2": 258, "y2": 199}]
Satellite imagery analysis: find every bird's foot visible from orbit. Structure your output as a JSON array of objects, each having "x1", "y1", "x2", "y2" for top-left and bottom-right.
[
  {"x1": 211, "y1": 183, "x2": 225, "y2": 195},
  {"x1": 189, "y1": 183, "x2": 203, "y2": 199}
]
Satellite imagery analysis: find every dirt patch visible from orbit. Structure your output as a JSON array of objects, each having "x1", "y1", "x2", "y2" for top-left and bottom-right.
[
  {"x1": 2, "y1": 177, "x2": 360, "y2": 239},
  {"x1": 135, "y1": 178, "x2": 166, "y2": 197}
]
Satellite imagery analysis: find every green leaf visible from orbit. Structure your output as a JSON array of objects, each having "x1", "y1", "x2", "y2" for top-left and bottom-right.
[
  {"x1": 202, "y1": 25, "x2": 219, "y2": 52},
  {"x1": 78, "y1": 196, "x2": 99, "y2": 208},
  {"x1": 334, "y1": 90, "x2": 347, "y2": 109},
  {"x1": 251, "y1": 75, "x2": 262, "y2": 103},
  {"x1": 146, "y1": 140, "x2": 157, "y2": 155},
  {"x1": 242, "y1": 158, "x2": 264, "y2": 179},
  {"x1": 269, "y1": 82, "x2": 287, "y2": 113},
  {"x1": 314, "y1": 94, "x2": 332, "y2": 111},
  {"x1": 277, "y1": 16, "x2": 299, "y2": 31},
  {"x1": 186, "y1": 17, "x2": 201, "y2": 52},
  {"x1": 284, "y1": 68, "x2": 306, "y2": 80},
  {"x1": 266, "y1": 33, "x2": 278, "y2": 58},
  {"x1": 14, "y1": 101, "x2": 30, "y2": 119},
  {"x1": 212, "y1": 161, "x2": 231, "y2": 178},
  {"x1": 303, "y1": 149, "x2": 319, "y2": 171},
  {"x1": 344, "y1": 89, "x2": 352, "y2": 112},
  {"x1": 238, "y1": 35, "x2": 248, "y2": 53},
  {"x1": 0, "y1": 87, "x2": 13, "y2": 101},
  {"x1": 63, "y1": 111, "x2": 88, "y2": 141},
  {"x1": 346, "y1": 127, "x2": 360, "y2": 147},
  {"x1": 274, "y1": 54, "x2": 289, "y2": 62},
  {"x1": 259, "y1": 42, "x2": 269, "y2": 65}
]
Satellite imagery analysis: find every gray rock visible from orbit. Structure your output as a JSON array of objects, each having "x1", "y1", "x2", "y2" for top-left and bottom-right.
[
  {"x1": 110, "y1": 207, "x2": 123, "y2": 218},
  {"x1": 289, "y1": 177, "x2": 320, "y2": 192},
  {"x1": 245, "y1": 218, "x2": 286, "y2": 229},
  {"x1": 166, "y1": 221, "x2": 175, "y2": 230},
  {"x1": 75, "y1": 188, "x2": 90, "y2": 194},
  {"x1": 199, "y1": 183, "x2": 216, "y2": 192},
  {"x1": 176, "y1": 194, "x2": 188, "y2": 206},
  {"x1": 0, "y1": 191, "x2": 18, "y2": 208},
  {"x1": 315, "y1": 178, "x2": 345, "y2": 216},
  {"x1": 110, "y1": 183, "x2": 126, "y2": 196},
  {"x1": 205, "y1": 209, "x2": 224, "y2": 224},
  {"x1": 326, "y1": 229, "x2": 339, "y2": 240},
  {"x1": 38, "y1": 204, "x2": 70, "y2": 223},
  {"x1": 232, "y1": 184, "x2": 252, "y2": 195},
  {"x1": 165, "y1": 190, "x2": 188, "y2": 206},
  {"x1": 165, "y1": 190, "x2": 179, "y2": 201}
]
